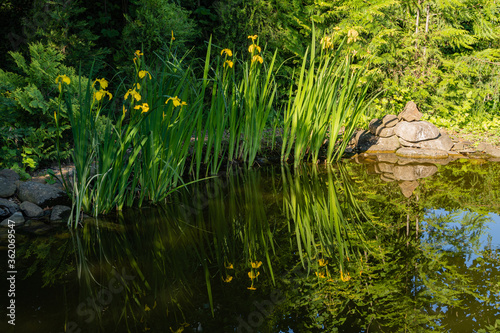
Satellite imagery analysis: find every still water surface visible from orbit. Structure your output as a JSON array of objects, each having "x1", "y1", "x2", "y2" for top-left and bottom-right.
[{"x1": 1, "y1": 158, "x2": 499, "y2": 333}]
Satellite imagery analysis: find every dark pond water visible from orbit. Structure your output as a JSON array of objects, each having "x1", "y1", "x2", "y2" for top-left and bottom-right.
[{"x1": 1, "y1": 156, "x2": 500, "y2": 333}]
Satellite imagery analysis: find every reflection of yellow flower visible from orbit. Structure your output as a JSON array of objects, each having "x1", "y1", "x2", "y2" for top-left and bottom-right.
[
  {"x1": 139, "y1": 70, "x2": 152, "y2": 79},
  {"x1": 347, "y1": 29, "x2": 359, "y2": 44},
  {"x1": 55, "y1": 75, "x2": 71, "y2": 92},
  {"x1": 318, "y1": 259, "x2": 328, "y2": 267},
  {"x1": 340, "y1": 269, "x2": 351, "y2": 282},
  {"x1": 247, "y1": 286, "x2": 257, "y2": 291},
  {"x1": 165, "y1": 96, "x2": 187, "y2": 108},
  {"x1": 248, "y1": 44, "x2": 261, "y2": 53},
  {"x1": 221, "y1": 48, "x2": 233, "y2": 57},
  {"x1": 252, "y1": 55, "x2": 263, "y2": 64},
  {"x1": 225, "y1": 263, "x2": 234, "y2": 269},
  {"x1": 248, "y1": 271, "x2": 260, "y2": 279},
  {"x1": 248, "y1": 35, "x2": 258, "y2": 41},
  {"x1": 223, "y1": 275, "x2": 233, "y2": 283},
  {"x1": 251, "y1": 261, "x2": 262, "y2": 269},
  {"x1": 315, "y1": 272, "x2": 326, "y2": 279},
  {"x1": 134, "y1": 103, "x2": 149, "y2": 113},
  {"x1": 224, "y1": 60, "x2": 234, "y2": 68}
]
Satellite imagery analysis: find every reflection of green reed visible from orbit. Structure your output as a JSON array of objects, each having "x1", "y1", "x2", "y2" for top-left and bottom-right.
[
  {"x1": 282, "y1": 163, "x2": 368, "y2": 274},
  {"x1": 70, "y1": 169, "x2": 275, "y2": 329}
]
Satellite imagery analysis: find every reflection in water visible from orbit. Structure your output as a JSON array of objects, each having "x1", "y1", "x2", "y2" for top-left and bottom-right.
[{"x1": 1, "y1": 161, "x2": 500, "y2": 332}]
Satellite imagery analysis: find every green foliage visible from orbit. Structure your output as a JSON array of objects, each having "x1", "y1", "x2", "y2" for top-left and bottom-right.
[
  {"x1": 0, "y1": 42, "x2": 85, "y2": 169},
  {"x1": 122, "y1": 0, "x2": 198, "y2": 61}
]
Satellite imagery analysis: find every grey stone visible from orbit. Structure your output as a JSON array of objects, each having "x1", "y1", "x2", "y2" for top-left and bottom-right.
[
  {"x1": 375, "y1": 162, "x2": 395, "y2": 174},
  {"x1": 0, "y1": 169, "x2": 20, "y2": 182},
  {"x1": 396, "y1": 147, "x2": 449, "y2": 159},
  {"x1": 393, "y1": 164, "x2": 438, "y2": 181},
  {"x1": 398, "y1": 101, "x2": 422, "y2": 122},
  {"x1": 354, "y1": 130, "x2": 380, "y2": 152},
  {"x1": 0, "y1": 177, "x2": 16, "y2": 197},
  {"x1": 18, "y1": 181, "x2": 69, "y2": 207},
  {"x1": 50, "y1": 205, "x2": 71, "y2": 222},
  {"x1": 377, "y1": 126, "x2": 396, "y2": 138},
  {"x1": 369, "y1": 118, "x2": 382, "y2": 135},
  {"x1": 477, "y1": 142, "x2": 500, "y2": 158},
  {"x1": 380, "y1": 173, "x2": 396, "y2": 182},
  {"x1": 369, "y1": 118, "x2": 396, "y2": 137},
  {"x1": 20, "y1": 201, "x2": 44, "y2": 218},
  {"x1": 452, "y1": 141, "x2": 473, "y2": 151},
  {"x1": 1, "y1": 212, "x2": 25, "y2": 227},
  {"x1": 375, "y1": 153, "x2": 399, "y2": 164},
  {"x1": 381, "y1": 114, "x2": 399, "y2": 127},
  {"x1": 399, "y1": 180, "x2": 419, "y2": 198},
  {"x1": 0, "y1": 198, "x2": 20, "y2": 216},
  {"x1": 394, "y1": 121, "x2": 440, "y2": 143},
  {"x1": 365, "y1": 135, "x2": 401, "y2": 153},
  {"x1": 399, "y1": 132, "x2": 454, "y2": 151}
]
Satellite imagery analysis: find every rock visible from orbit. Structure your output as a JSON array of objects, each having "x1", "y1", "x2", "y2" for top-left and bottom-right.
[
  {"x1": 477, "y1": 142, "x2": 500, "y2": 158},
  {"x1": 0, "y1": 169, "x2": 20, "y2": 182},
  {"x1": 375, "y1": 162, "x2": 395, "y2": 174},
  {"x1": 396, "y1": 147, "x2": 449, "y2": 159},
  {"x1": 0, "y1": 198, "x2": 20, "y2": 216},
  {"x1": 17, "y1": 181, "x2": 69, "y2": 207},
  {"x1": 369, "y1": 118, "x2": 382, "y2": 135},
  {"x1": 1, "y1": 212, "x2": 25, "y2": 227},
  {"x1": 380, "y1": 173, "x2": 396, "y2": 182},
  {"x1": 398, "y1": 132, "x2": 454, "y2": 151},
  {"x1": 365, "y1": 135, "x2": 400, "y2": 153},
  {"x1": 399, "y1": 180, "x2": 419, "y2": 198},
  {"x1": 393, "y1": 164, "x2": 438, "y2": 181},
  {"x1": 0, "y1": 177, "x2": 17, "y2": 197},
  {"x1": 369, "y1": 118, "x2": 396, "y2": 137},
  {"x1": 50, "y1": 205, "x2": 72, "y2": 222},
  {"x1": 394, "y1": 121, "x2": 440, "y2": 143},
  {"x1": 354, "y1": 130, "x2": 379, "y2": 152},
  {"x1": 375, "y1": 153, "x2": 399, "y2": 164},
  {"x1": 381, "y1": 114, "x2": 399, "y2": 127},
  {"x1": 398, "y1": 101, "x2": 422, "y2": 122},
  {"x1": 452, "y1": 141, "x2": 473, "y2": 151},
  {"x1": 20, "y1": 201, "x2": 44, "y2": 218}
]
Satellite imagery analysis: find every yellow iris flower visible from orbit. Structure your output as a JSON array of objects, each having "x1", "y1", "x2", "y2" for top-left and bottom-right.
[
  {"x1": 221, "y1": 48, "x2": 233, "y2": 57},
  {"x1": 224, "y1": 60, "x2": 234, "y2": 68},
  {"x1": 248, "y1": 35, "x2": 258, "y2": 41},
  {"x1": 315, "y1": 272, "x2": 326, "y2": 279},
  {"x1": 223, "y1": 275, "x2": 233, "y2": 283},
  {"x1": 171, "y1": 30, "x2": 175, "y2": 41},
  {"x1": 92, "y1": 78, "x2": 108, "y2": 90},
  {"x1": 134, "y1": 103, "x2": 149, "y2": 113},
  {"x1": 248, "y1": 44, "x2": 261, "y2": 53},
  {"x1": 134, "y1": 50, "x2": 143, "y2": 57},
  {"x1": 247, "y1": 286, "x2": 257, "y2": 291},
  {"x1": 248, "y1": 271, "x2": 260, "y2": 279},
  {"x1": 251, "y1": 261, "x2": 262, "y2": 269},
  {"x1": 94, "y1": 90, "x2": 113, "y2": 101},
  {"x1": 225, "y1": 263, "x2": 234, "y2": 269},
  {"x1": 165, "y1": 96, "x2": 187, "y2": 108},
  {"x1": 139, "y1": 70, "x2": 152, "y2": 79},
  {"x1": 124, "y1": 88, "x2": 141, "y2": 101},
  {"x1": 340, "y1": 269, "x2": 351, "y2": 282},
  {"x1": 252, "y1": 55, "x2": 263, "y2": 64},
  {"x1": 55, "y1": 75, "x2": 71, "y2": 92},
  {"x1": 318, "y1": 259, "x2": 328, "y2": 267},
  {"x1": 347, "y1": 29, "x2": 359, "y2": 44}
]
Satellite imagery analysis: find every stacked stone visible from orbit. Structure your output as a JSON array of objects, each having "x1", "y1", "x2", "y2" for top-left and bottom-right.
[{"x1": 356, "y1": 101, "x2": 455, "y2": 158}]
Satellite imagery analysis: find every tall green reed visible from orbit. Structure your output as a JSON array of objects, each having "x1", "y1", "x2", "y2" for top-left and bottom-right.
[{"x1": 281, "y1": 29, "x2": 372, "y2": 168}]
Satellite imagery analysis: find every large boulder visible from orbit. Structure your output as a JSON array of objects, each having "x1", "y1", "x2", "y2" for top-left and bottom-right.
[
  {"x1": 477, "y1": 142, "x2": 500, "y2": 158},
  {"x1": 365, "y1": 135, "x2": 400, "y2": 153},
  {"x1": 0, "y1": 198, "x2": 20, "y2": 217},
  {"x1": 1, "y1": 212, "x2": 25, "y2": 227},
  {"x1": 396, "y1": 147, "x2": 449, "y2": 159},
  {"x1": 399, "y1": 132, "x2": 454, "y2": 151},
  {"x1": 381, "y1": 114, "x2": 399, "y2": 127},
  {"x1": 398, "y1": 101, "x2": 423, "y2": 122},
  {"x1": 50, "y1": 205, "x2": 72, "y2": 222},
  {"x1": 394, "y1": 121, "x2": 440, "y2": 143},
  {"x1": 20, "y1": 201, "x2": 44, "y2": 218},
  {"x1": 0, "y1": 177, "x2": 16, "y2": 197},
  {"x1": 369, "y1": 118, "x2": 397, "y2": 137},
  {"x1": 18, "y1": 181, "x2": 70, "y2": 207},
  {"x1": 0, "y1": 169, "x2": 20, "y2": 182}
]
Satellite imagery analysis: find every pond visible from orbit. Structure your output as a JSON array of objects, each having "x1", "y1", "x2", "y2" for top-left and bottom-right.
[{"x1": 1, "y1": 156, "x2": 500, "y2": 333}]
